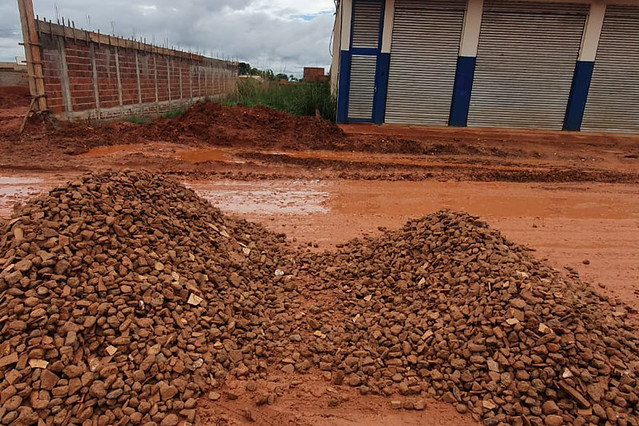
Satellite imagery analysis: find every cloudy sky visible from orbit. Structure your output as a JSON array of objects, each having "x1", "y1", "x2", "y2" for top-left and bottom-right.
[{"x1": 0, "y1": 0, "x2": 337, "y2": 76}]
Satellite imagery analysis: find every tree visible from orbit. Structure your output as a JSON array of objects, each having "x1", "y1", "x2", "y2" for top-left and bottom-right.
[
  {"x1": 259, "y1": 69, "x2": 274, "y2": 81},
  {"x1": 238, "y1": 62, "x2": 252, "y2": 75},
  {"x1": 275, "y1": 73, "x2": 289, "y2": 82}
]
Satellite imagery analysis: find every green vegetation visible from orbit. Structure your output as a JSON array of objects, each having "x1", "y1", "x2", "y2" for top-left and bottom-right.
[
  {"x1": 163, "y1": 105, "x2": 189, "y2": 119},
  {"x1": 123, "y1": 105, "x2": 190, "y2": 125},
  {"x1": 222, "y1": 78, "x2": 336, "y2": 122},
  {"x1": 238, "y1": 63, "x2": 295, "y2": 81},
  {"x1": 124, "y1": 115, "x2": 151, "y2": 125}
]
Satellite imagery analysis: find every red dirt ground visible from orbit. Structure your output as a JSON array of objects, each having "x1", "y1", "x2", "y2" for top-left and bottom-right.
[{"x1": 1, "y1": 86, "x2": 639, "y2": 425}]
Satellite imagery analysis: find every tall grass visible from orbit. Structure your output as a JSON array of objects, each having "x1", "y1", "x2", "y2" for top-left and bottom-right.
[
  {"x1": 124, "y1": 115, "x2": 152, "y2": 125},
  {"x1": 222, "y1": 79, "x2": 336, "y2": 122},
  {"x1": 163, "y1": 105, "x2": 190, "y2": 119}
]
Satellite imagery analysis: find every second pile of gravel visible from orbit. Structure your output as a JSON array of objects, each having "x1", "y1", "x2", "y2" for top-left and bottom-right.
[{"x1": 301, "y1": 211, "x2": 639, "y2": 425}]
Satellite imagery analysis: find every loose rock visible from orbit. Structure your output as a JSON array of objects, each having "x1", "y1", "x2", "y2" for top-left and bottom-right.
[{"x1": 1, "y1": 173, "x2": 638, "y2": 426}]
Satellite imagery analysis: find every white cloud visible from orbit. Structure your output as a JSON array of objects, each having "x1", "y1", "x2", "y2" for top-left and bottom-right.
[
  {"x1": 250, "y1": 0, "x2": 335, "y2": 17},
  {"x1": 0, "y1": 0, "x2": 336, "y2": 75}
]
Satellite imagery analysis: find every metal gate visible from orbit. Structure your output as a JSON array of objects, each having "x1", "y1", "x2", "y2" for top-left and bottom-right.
[
  {"x1": 385, "y1": 0, "x2": 466, "y2": 125},
  {"x1": 581, "y1": 6, "x2": 639, "y2": 133},
  {"x1": 468, "y1": 2, "x2": 587, "y2": 129},
  {"x1": 347, "y1": 0, "x2": 383, "y2": 121}
]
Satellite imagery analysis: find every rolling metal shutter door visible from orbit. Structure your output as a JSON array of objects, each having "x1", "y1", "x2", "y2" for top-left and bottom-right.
[
  {"x1": 468, "y1": 2, "x2": 587, "y2": 130},
  {"x1": 348, "y1": 1, "x2": 382, "y2": 121},
  {"x1": 351, "y1": 1, "x2": 382, "y2": 49},
  {"x1": 348, "y1": 55, "x2": 378, "y2": 119},
  {"x1": 385, "y1": 0, "x2": 466, "y2": 125},
  {"x1": 581, "y1": 6, "x2": 639, "y2": 134}
]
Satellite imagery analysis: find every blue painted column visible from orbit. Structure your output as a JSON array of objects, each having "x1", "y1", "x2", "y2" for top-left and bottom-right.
[
  {"x1": 563, "y1": 3, "x2": 606, "y2": 131},
  {"x1": 336, "y1": 51, "x2": 352, "y2": 124},
  {"x1": 335, "y1": 0, "x2": 353, "y2": 124},
  {"x1": 372, "y1": 54, "x2": 390, "y2": 124},
  {"x1": 371, "y1": 0, "x2": 395, "y2": 124},
  {"x1": 449, "y1": 0, "x2": 483, "y2": 127},
  {"x1": 449, "y1": 57, "x2": 476, "y2": 127},
  {"x1": 564, "y1": 62, "x2": 595, "y2": 131}
]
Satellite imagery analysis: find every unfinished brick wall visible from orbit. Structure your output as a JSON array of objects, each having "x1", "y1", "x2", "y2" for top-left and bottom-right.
[{"x1": 36, "y1": 20, "x2": 237, "y2": 121}]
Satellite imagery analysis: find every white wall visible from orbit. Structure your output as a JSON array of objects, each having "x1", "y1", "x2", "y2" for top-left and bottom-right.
[
  {"x1": 579, "y1": 3, "x2": 606, "y2": 62},
  {"x1": 459, "y1": 0, "x2": 484, "y2": 57},
  {"x1": 331, "y1": 1, "x2": 344, "y2": 94}
]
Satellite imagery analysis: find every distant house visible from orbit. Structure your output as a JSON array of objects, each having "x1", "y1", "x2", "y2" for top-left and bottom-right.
[
  {"x1": 0, "y1": 62, "x2": 28, "y2": 87},
  {"x1": 303, "y1": 67, "x2": 328, "y2": 83},
  {"x1": 239, "y1": 75, "x2": 265, "y2": 83},
  {"x1": 331, "y1": 0, "x2": 639, "y2": 133}
]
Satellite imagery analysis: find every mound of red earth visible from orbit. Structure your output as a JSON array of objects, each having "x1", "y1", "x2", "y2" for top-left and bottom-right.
[
  {"x1": 1, "y1": 172, "x2": 638, "y2": 426},
  {"x1": 0, "y1": 86, "x2": 31, "y2": 110},
  {"x1": 301, "y1": 211, "x2": 639, "y2": 425},
  {"x1": 136, "y1": 102, "x2": 346, "y2": 151},
  {"x1": 17, "y1": 102, "x2": 347, "y2": 154},
  {"x1": 0, "y1": 171, "x2": 299, "y2": 425}
]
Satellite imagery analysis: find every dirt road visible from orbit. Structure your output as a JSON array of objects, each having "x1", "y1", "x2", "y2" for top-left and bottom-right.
[{"x1": 1, "y1": 87, "x2": 638, "y2": 424}]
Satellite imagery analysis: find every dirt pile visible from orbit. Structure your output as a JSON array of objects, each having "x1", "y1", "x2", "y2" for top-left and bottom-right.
[
  {"x1": 0, "y1": 87, "x2": 30, "y2": 110},
  {"x1": 16, "y1": 102, "x2": 347, "y2": 154},
  {"x1": 137, "y1": 102, "x2": 346, "y2": 150},
  {"x1": 302, "y1": 211, "x2": 639, "y2": 425},
  {"x1": 0, "y1": 171, "x2": 298, "y2": 425}
]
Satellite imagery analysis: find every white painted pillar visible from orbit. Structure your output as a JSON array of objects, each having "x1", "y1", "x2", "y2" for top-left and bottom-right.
[
  {"x1": 381, "y1": 0, "x2": 395, "y2": 54},
  {"x1": 336, "y1": 0, "x2": 354, "y2": 122},
  {"x1": 331, "y1": 1, "x2": 344, "y2": 94},
  {"x1": 459, "y1": 0, "x2": 484, "y2": 58},
  {"x1": 340, "y1": 0, "x2": 353, "y2": 51},
  {"x1": 579, "y1": 2, "x2": 606, "y2": 62}
]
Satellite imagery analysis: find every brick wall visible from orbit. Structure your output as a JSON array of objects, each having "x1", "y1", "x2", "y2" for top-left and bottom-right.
[
  {"x1": 303, "y1": 67, "x2": 327, "y2": 83},
  {"x1": 36, "y1": 20, "x2": 238, "y2": 121}
]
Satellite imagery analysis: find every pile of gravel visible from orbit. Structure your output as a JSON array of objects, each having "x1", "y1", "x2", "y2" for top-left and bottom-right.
[
  {"x1": 300, "y1": 211, "x2": 639, "y2": 425},
  {"x1": 1, "y1": 172, "x2": 637, "y2": 426},
  {"x1": 0, "y1": 171, "x2": 297, "y2": 425}
]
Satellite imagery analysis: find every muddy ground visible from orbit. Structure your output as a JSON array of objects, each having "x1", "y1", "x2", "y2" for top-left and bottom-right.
[{"x1": 1, "y1": 87, "x2": 639, "y2": 425}]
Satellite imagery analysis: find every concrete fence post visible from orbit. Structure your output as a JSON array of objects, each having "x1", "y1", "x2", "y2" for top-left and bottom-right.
[
  {"x1": 212, "y1": 65, "x2": 215, "y2": 95},
  {"x1": 135, "y1": 51, "x2": 142, "y2": 105},
  {"x1": 178, "y1": 59, "x2": 183, "y2": 100},
  {"x1": 153, "y1": 55, "x2": 159, "y2": 114},
  {"x1": 189, "y1": 65, "x2": 193, "y2": 100},
  {"x1": 89, "y1": 43, "x2": 102, "y2": 119},
  {"x1": 115, "y1": 47, "x2": 124, "y2": 116},
  {"x1": 167, "y1": 57, "x2": 172, "y2": 108},
  {"x1": 56, "y1": 37, "x2": 73, "y2": 120},
  {"x1": 203, "y1": 65, "x2": 208, "y2": 98}
]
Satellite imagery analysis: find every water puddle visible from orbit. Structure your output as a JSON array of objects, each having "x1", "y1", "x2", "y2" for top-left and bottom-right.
[
  {"x1": 0, "y1": 176, "x2": 48, "y2": 218},
  {"x1": 80, "y1": 145, "x2": 241, "y2": 164},
  {"x1": 187, "y1": 181, "x2": 329, "y2": 215},
  {"x1": 176, "y1": 148, "x2": 233, "y2": 163},
  {"x1": 278, "y1": 150, "x2": 548, "y2": 173},
  {"x1": 79, "y1": 144, "x2": 150, "y2": 157}
]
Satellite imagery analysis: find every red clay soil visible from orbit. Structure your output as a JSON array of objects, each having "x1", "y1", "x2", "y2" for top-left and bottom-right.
[
  {"x1": 6, "y1": 91, "x2": 637, "y2": 173},
  {"x1": 135, "y1": 102, "x2": 347, "y2": 150},
  {"x1": 0, "y1": 86, "x2": 30, "y2": 109},
  {"x1": 0, "y1": 87, "x2": 31, "y2": 137},
  {"x1": 17, "y1": 101, "x2": 346, "y2": 153},
  {"x1": 0, "y1": 87, "x2": 637, "y2": 184}
]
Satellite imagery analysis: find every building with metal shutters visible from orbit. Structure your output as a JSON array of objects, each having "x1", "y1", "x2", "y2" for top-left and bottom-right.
[{"x1": 331, "y1": 0, "x2": 639, "y2": 133}]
